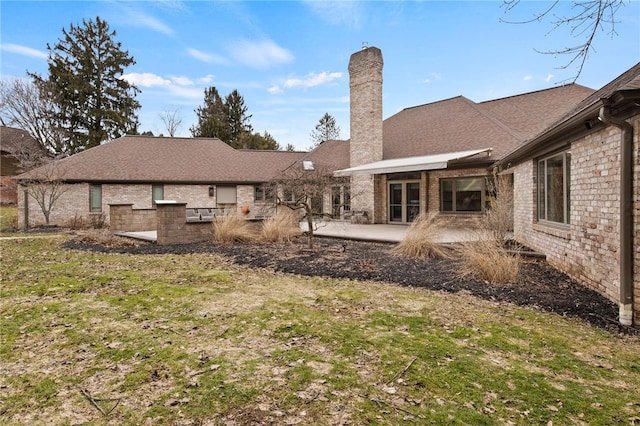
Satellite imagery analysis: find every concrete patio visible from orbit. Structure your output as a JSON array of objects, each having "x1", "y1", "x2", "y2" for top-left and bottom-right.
[{"x1": 116, "y1": 220, "x2": 483, "y2": 244}]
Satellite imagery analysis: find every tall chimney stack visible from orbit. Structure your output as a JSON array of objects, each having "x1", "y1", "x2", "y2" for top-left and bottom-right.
[{"x1": 348, "y1": 46, "x2": 383, "y2": 222}]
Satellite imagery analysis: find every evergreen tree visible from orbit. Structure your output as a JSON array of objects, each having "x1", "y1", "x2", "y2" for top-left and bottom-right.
[
  {"x1": 225, "y1": 89, "x2": 253, "y2": 147},
  {"x1": 310, "y1": 112, "x2": 341, "y2": 149},
  {"x1": 30, "y1": 17, "x2": 140, "y2": 155},
  {"x1": 190, "y1": 86, "x2": 231, "y2": 141},
  {"x1": 191, "y1": 87, "x2": 280, "y2": 150}
]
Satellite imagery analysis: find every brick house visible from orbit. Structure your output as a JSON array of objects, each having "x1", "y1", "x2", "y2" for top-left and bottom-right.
[
  {"x1": 15, "y1": 46, "x2": 638, "y2": 325},
  {"x1": 497, "y1": 63, "x2": 640, "y2": 326}
]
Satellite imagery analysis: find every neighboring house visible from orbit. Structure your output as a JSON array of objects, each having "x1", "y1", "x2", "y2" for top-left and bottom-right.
[
  {"x1": 497, "y1": 63, "x2": 640, "y2": 326},
  {"x1": 0, "y1": 126, "x2": 45, "y2": 205}
]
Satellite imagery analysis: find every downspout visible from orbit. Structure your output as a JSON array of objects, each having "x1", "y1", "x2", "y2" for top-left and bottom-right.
[{"x1": 598, "y1": 105, "x2": 634, "y2": 326}]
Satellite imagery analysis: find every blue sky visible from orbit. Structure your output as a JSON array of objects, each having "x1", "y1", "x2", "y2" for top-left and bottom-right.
[{"x1": 1, "y1": 1, "x2": 639, "y2": 151}]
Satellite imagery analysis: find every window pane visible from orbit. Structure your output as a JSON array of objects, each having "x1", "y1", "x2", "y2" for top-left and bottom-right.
[
  {"x1": 566, "y1": 152, "x2": 571, "y2": 224},
  {"x1": 538, "y1": 161, "x2": 546, "y2": 220},
  {"x1": 217, "y1": 186, "x2": 237, "y2": 204},
  {"x1": 441, "y1": 180, "x2": 453, "y2": 211},
  {"x1": 89, "y1": 184, "x2": 102, "y2": 212},
  {"x1": 152, "y1": 185, "x2": 164, "y2": 203},
  {"x1": 254, "y1": 185, "x2": 265, "y2": 202},
  {"x1": 455, "y1": 178, "x2": 482, "y2": 212},
  {"x1": 546, "y1": 154, "x2": 565, "y2": 223}
]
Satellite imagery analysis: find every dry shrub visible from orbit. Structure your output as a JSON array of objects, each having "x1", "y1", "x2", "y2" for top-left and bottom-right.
[
  {"x1": 391, "y1": 213, "x2": 448, "y2": 259},
  {"x1": 261, "y1": 209, "x2": 301, "y2": 243},
  {"x1": 484, "y1": 173, "x2": 513, "y2": 244},
  {"x1": 212, "y1": 213, "x2": 255, "y2": 244},
  {"x1": 76, "y1": 229, "x2": 139, "y2": 247},
  {"x1": 457, "y1": 238, "x2": 519, "y2": 284}
]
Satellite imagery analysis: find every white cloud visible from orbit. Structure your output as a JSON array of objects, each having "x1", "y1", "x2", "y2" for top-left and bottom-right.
[
  {"x1": 544, "y1": 73, "x2": 554, "y2": 83},
  {"x1": 268, "y1": 85, "x2": 283, "y2": 95},
  {"x1": 1, "y1": 43, "x2": 47, "y2": 59},
  {"x1": 228, "y1": 39, "x2": 294, "y2": 69},
  {"x1": 187, "y1": 48, "x2": 228, "y2": 65},
  {"x1": 170, "y1": 76, "x2": 194, "y2": 86},
  {"x1": 122, "y1": 72, "x2": 171, "y2": 87},
  {"x1": 115, "y1": 3, "x2": 174, "y2": 35},
  {"x1": 423, "y1": 72, "x2": 442, "y2": 84},
  {"x1": 304, "y1": 0, "x2": 363, "y2": 29},
  {"x1": 282, "y1": 71, "x2": 343, "y2": 90},
  {"x1": 523, "y1": 75, "x2": 533, "y2": 81},
  {"x1": 198, "y1": 74, "x2": 215, "y2": 84}
]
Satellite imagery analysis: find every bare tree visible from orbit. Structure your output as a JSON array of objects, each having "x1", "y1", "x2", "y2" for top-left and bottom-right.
[
  {"x1": 500, "y1": 0, "x2": 627, "y2": 80},
  {"x1": 12, "y1": 144, "x2": 67, "y2": 227},
  {"x1": 158, "y1": 105, "x2": 183, "y2": 137},
  {"x1": 0, "y1": 78, "x2": 67, "y2": 154},
  {"x1": 269, "y1": 162, "x2": 349, "y2": 249}
]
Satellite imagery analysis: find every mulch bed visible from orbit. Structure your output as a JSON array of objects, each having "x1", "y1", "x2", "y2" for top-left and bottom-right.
[{"x1": 63, "y1": 236, "x2": 638, "y2": 335}]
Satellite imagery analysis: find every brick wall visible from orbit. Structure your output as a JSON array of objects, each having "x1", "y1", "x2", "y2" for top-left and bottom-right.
[
  {"x1": 156, "y1": 203, "x2": 212, "y2": 245},
  {"x1": 17, "y1": 182, "x2": 271, "y2": 228},
  {"x1": 109, "y1": 204, "x2": 156, "y2": 232},
  {"x1": 513, "y1": 115, "x2": 639, "y2": 325}
]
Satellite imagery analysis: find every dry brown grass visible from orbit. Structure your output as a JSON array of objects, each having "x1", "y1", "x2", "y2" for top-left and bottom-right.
[
  {"x1": 212, "y1": 213, "x2": 256, "y2": 244},
  {"x1": 261, "y1": 209, "x2": 301, "y2": 243},
  {"x1": 457, "y1": 238, "x2": 520, "y2": 284},
  {"x1": 76, "y1": 229, "x2": 139, "y2": 247},
  {"x1": 391, "y1": 213, "x2": 449, "y2": 259}
]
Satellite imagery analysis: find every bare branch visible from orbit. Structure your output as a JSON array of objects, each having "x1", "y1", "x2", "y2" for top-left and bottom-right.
[{"x1": 500, "y1": 0, "x2": 627, "y2": 81}]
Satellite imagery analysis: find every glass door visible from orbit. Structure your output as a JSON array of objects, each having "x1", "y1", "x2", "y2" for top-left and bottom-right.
[
  {"x1": 389, "y1": 181, "x2": 421, "y2": 223},
  {"x1": 389, "y1": 183, "x2": 403, "y2": 222}
]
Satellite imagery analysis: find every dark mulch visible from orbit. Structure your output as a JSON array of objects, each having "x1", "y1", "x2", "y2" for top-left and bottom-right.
[{"x1": 62, "y1": 236, "x2": 638, "y2": 335}]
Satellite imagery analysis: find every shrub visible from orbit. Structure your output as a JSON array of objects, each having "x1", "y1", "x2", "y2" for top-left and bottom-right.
[
  {"x1": 484, "y1": 173, "x2": 513, "y2": 244},
  {"x1": 89, "y1": 213, "x2": 107, "y2": 229},
  {"x1": 457, "y1": 238, "x2": 519, "y2": 284},
  {"x1": 212, "y1": 213, "x2": 255, "y2": 244},
  {"x1": 391, "y1": 213, "x2": 448, "y2": 259},
  {"x1": 65, "y1": 213, "x2": 86, "y2": 230},
  {"x1": 261, "y1": 209, "x2": 301, "y2": 243}
]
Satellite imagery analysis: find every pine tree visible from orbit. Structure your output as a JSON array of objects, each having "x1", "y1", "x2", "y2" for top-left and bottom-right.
[
  {"x1": 191, "y1": 87, "x2": 279, "y2": 150},
  {"x1": 30, "y1": 17, "x2": 140, "y2": 155},
  {"x1": 310, "y1": 112, "x2": 341, "y2": 149}
]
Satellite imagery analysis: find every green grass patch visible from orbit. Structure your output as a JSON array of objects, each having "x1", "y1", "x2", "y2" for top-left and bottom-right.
[{"x1": 0, "y1": 234, "x2": 638, "y2": 425}]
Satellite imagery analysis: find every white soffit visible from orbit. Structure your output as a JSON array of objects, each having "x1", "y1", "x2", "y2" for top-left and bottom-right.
[{"x1": 334, "y1": 148, "x2": 492, "y2": 177}]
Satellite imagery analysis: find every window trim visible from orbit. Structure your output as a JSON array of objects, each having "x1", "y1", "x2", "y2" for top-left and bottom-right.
[{"x1": 537, "y1": 150, "x2": 571, "y2": 225}]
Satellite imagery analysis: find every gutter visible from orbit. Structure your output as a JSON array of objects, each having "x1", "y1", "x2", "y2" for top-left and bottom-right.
[{"x1": 598, "y1": 104, "x2": 634, "y2": 326}]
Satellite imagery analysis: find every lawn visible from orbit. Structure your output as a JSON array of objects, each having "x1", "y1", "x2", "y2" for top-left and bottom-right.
[
  {"x1": 1, "y1": 234, "x2": 639, "y2": 425},
  {"x1": 0, "y1": 206, "x2": 18, "y2": 231}
]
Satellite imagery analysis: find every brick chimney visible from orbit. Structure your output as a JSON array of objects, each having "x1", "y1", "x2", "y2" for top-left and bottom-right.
[{"x1": 348, "y1": 46, "x2": 383, "y2": 222}]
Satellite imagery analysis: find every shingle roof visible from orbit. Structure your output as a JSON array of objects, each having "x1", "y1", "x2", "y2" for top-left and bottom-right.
[
  {"x1": 382, "y1": 84, "x2": 594, "y2": 160},
  {"x1": 500, "y1": 62, "x2": 640, "y2": 164},
  {"x1": 0, "y1": 126, "x2": 45, "y2": 155},
  {"x1": 18, "y1": 135, "x2": 307, "y2": 183}
]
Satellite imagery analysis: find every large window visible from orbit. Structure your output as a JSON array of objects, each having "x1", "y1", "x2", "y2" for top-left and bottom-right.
[
  {"x1": 89, "y1": 184, "x2": 102, "y2": 212},
  {"x1": 538, "y1": 151, "x2": 570, "y2": 224},
  {"x1": 441, "y1": 177, "x2": 487, "y2": 213}
]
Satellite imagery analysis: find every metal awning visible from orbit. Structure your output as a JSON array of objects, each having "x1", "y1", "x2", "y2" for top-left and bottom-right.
[{"x1": 334, "y1": 148, "x2": 492, "y2": 176}]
